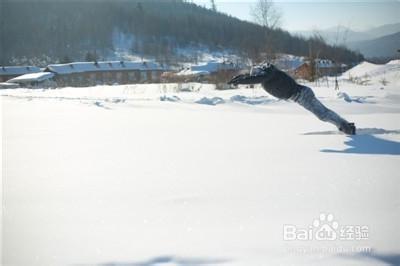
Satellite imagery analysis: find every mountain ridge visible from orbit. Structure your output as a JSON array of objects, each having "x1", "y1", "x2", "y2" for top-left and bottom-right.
[
  {"x1": 293, "y1": 23, "x2": 400, "y2": 44},
  {"x1": 1, "y1": 0, "x2": 363, "y2": 66},
  {"x1": 347, "y1": 31, "x2": 400, "y2": 58}
]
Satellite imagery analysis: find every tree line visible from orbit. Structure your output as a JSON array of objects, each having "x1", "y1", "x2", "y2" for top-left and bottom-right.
[{"x1": 1, "y1": 0, "x2": 364, "y2": 66}]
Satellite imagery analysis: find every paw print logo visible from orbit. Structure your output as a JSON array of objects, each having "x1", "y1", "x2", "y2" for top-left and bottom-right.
[{"x1": 313, "y1": 213, "x2": 339, "y2": 241}]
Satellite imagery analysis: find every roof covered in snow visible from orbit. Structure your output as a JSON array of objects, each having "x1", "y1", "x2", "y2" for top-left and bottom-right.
[
  {"x1": 270, "y1": 55, "x2": 337, "y2": 71},
  {"x1": 0, "y1": 66, "x2": 41, "y2": 76},
  {"x1": 0, "y1": 82, "x2": 20, "y2": 89},
  {"x1": 315, "y1": 59, "x2": 335, "y2": 68},
  {"x1": 8, "y1": 72, "x2": 54, "y2": 83},
  {"x1": 272, "y1": 54, "x2": 306, "y2": 71},
  {"x1": 178, "y1": 61, "x2": 238, "y2": 76},
  {"x1": 295, "y1": 58, "x2": 336, "y2": 69},
  {"x1": 45, "y1": 61, "x2": 164, "y2": 75}
]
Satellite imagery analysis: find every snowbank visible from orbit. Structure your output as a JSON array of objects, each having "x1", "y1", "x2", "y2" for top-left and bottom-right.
[
  {"x1": 344, "y1": 60, "x2": 400, "y2": 78},
  {"x1": 2, "y1": 72, "x2": 400, "y2": 266}
]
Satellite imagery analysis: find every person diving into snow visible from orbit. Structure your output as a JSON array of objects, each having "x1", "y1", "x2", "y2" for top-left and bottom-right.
[{"x1": 228, "y1": 63, "x2": 356, "y2": 135}]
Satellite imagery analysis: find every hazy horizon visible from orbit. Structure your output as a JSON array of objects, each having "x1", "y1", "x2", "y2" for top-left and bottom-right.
[{"x1": 193, "y1": 0, "x2": 400, "y2": 32}]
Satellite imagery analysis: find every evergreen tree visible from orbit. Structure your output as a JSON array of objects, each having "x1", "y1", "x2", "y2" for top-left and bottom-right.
[
  {"x1": 60, "y1": 55, "x2": 72, "y2": 64},
  {"x1": 2, "y1": 0, "x2": 363, "y2": 65},
  {"x1": 85, "y1": 51, "x2": 98, "y2": 62}
]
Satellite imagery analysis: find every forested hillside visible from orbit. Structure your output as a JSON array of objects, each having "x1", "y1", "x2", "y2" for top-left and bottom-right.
[{"x1": 1, "y1": 0, "x2": 363, "y2": 66}]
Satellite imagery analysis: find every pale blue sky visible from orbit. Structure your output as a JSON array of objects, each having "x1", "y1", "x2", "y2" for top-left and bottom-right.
[{"x1": 193, "y1": 0, "x2": 400, "y2": 31}]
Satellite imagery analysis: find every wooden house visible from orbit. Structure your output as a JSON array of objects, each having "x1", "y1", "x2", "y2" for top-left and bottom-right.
[{"x1": 294, "y1": 59, "x2": 343, "y2": 80}]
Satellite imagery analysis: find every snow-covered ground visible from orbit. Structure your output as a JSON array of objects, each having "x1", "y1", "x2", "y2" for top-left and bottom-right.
[
  {"x1": 1, "y1": 61, "x2": 400, "y2": 266},
  {"x1": 110, "y1": 28, "x2": 242, "y2": 67}
]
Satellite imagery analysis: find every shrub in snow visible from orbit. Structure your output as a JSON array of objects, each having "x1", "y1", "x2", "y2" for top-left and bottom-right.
[
  {"x1": 379, "y1": 77, "x2": 389, "y2": 86},
  {"x1": 348, "y1": 73, "x2": 371, "y2": 86}
]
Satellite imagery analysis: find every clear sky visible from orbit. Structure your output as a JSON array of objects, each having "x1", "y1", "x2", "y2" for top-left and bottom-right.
[{"x1": 193, "y1": 0, "x2": 400, "y2": 32}]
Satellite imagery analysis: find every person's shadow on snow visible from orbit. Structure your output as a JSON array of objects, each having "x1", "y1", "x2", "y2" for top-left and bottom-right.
[{"x1": 304, "y1": 128, "x2": 400, "y2": 155}]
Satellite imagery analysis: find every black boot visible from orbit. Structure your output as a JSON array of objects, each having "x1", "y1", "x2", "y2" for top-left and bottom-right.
[{"x1": 339, "y1": 122, "x2": 356, "y2": 135}]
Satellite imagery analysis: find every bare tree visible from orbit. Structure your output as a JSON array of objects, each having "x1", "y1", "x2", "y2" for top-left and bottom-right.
[
  {"x1": 251, "y1": 0, "x2": 282, "y2": 29},
  {"x1": 250, "y1": 0, "x2": 282, "y2": 63},
  {"x1": 333, "y1": 24, "x2": 349, "y2": 47},
  {"x1": 308, "y1": 31, "x2": 324, "y2": 83},
  {"x1": 210, "y1": 0, "x2": 217, "y2": 12},
  {"x1": 332, "y1": 25, "x2": 350, "y2": 91}
]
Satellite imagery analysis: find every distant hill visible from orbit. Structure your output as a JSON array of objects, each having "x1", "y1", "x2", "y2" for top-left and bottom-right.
[
  {"x1": 347, "y1": 32, "x2": 400, "y2": 58},
  {"x1": 364, "y1": 23, "x2": 400, "y2": 39},
  {"x1": 294, "y1": 26, "x2": 372, "y2": 44},
  {"x1": 1, "y1": 0, "x2": 363, "y2": 66},
  {"x1": 294, "y1": 23, "x2": 400, "y2": 45}
]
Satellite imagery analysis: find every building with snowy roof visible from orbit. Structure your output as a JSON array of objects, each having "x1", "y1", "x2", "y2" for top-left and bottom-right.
[
  {"x1": 173, "y1": 60, "x2": 241, "y2": 84},
  {"x1": 177, "y1": 61, "x2": 239, "y2": 76},
  {"x1": 5, "y1": 72, "x2": 55, "y2": 88},
  {"x1": 0, "y1": 66, "x2": 41, "y2": 82},
  {"x1": 294, "y1": 59, "x2": 346, "y2": 80},
  {"x1": 271, "y1": 54, "x2": 306, "y2": 72},
  {"x1": 44, "y1": 61, "x2": 165, "y2": 87}
]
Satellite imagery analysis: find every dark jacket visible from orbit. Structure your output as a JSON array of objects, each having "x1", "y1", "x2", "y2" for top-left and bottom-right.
[
  {"x1": 228, "y1": 64, "x2": 301, "y2": 100},
  {"x1": 260, "y1": 65, "x2": 301, "y2": 99}
]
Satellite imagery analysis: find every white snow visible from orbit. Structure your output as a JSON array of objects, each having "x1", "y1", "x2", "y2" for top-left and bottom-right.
[
  {"x1": 195, "y1": 96, "x2": 225, "y2": 105},
  {"x1": 108, "y1": 28, "x2": 243, "y2": 68},
  {"x1": 174, "y1": 46, "x2": 242, "y2": 66},
  {"x1": 336, "y1": 91, "x2": 352, "y2": 102},
  {"x1": 46, "y1": 61, "x2": 164, "y2": 75},
  {"x1": 344, "y1": 60, "x2": 400, "y2": 80},
  {"x1": 7, "y1": 72, "x2": 54, "y2": 83},
  {"x1": 1, "y1": 60, "x2": 400, "y2": 266},
  {"x1": 0, "y1": 82, "x2": 19, "y2": 89}
]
